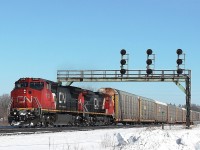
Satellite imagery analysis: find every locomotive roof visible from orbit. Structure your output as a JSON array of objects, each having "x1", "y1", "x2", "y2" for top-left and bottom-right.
[{"x1": 17, "y1": 77, "x2": 58, "y2": 84}]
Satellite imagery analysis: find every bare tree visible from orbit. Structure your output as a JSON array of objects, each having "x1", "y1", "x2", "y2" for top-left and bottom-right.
[
  {"x1": 182, "y1": 104, "x2": 200, "y2": 112},
  {"x1": 0, "y1": 94, "x2": 11, "y2": 125}
]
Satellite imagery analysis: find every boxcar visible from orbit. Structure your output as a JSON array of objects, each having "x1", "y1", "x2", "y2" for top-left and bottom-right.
[
  {"x1": 139, "y1": 96, "x2": 156, "y2": 123},
  {"x1": 154, "y1": 101, "x2": 168, "y2": 123},
  {"x1": 191, "y1": 110, "x2": 199, "y2": 122},
  {"x1": 176, "y1": 107, "x2": 183, "y2": 123},
  {"x1": 182, "y1": 108, "x2": 186, "y2": 123},
  {"x1": 187, "y1": 110, "x2": 200, "y2": 125},
  {"x1": 167, "y1": 104, "x2": 176, "y2": 124},
  {"x1": 116, "y1": 89, "x2": 139, "y2": 123}
]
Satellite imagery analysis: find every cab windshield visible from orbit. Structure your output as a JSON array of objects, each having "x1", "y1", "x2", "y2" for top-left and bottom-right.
[
  {"x1": 30, "y1": 82, "x2": 44, "y2": 90},
  {"x1": 15, "y1": 82, "x2": 28, "y2": 89}
]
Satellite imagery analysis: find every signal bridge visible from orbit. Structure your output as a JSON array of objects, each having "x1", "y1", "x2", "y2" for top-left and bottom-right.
[{"x1": 57, "y1": 69, "x2": 190, "y2": 84}]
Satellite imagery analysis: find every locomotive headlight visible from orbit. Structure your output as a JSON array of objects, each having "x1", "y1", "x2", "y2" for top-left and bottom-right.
[
  {"x1": 24, "y1": 89, "x2": 26, "y2": 94},
  {"x1": 14, "y1": 112, "x2": 17, "y2": 115}
]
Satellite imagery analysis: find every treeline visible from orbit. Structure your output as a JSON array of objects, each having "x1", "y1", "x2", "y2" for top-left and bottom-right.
[
  {"x1": 0, "y1": 94, "x2": 11, "y2": 124},
  {"x1": 181, "y1": 104, "x2": 200, "y2": 112}
]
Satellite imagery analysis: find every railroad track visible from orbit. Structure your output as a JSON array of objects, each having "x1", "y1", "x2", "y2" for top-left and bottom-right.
[{"x1": 0, "y1": 124, "x2": 161, "y2": 136}]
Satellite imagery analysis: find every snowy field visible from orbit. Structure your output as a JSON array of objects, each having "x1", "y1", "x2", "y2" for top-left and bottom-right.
[{"x1": 0, "y1": 125, "x2": 200, "y2": 150}]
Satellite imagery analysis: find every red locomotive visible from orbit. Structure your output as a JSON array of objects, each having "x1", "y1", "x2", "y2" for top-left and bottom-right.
[
  {"x1": 8, "y1": 77, "x2": 200, "y2": 127},
  {"x1": 8, "y1": 78, "x2": 114, "y2": 127}
]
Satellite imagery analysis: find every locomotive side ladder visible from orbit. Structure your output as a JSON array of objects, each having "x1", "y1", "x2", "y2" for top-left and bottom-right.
[{"x1": 57, "y1": 69, "x2": 191, "y2": 128}]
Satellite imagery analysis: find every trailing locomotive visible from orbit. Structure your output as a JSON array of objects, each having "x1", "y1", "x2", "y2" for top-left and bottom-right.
[{"x1": 8, "y1": 78, "x2": 200, "y2": 127}]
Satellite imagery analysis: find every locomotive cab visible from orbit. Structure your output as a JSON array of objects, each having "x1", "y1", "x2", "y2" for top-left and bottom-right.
[
  {"x1": 8, "y1": 78, "x2": 57, "y2": 126},
  {"x1": 10, "y1": 78, "x2": 56, "y2": 110}
]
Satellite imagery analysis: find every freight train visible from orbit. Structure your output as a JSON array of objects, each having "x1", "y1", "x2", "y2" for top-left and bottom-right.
[{"x1": 8, "y1": 78, "x2": 200, "y2": 127}]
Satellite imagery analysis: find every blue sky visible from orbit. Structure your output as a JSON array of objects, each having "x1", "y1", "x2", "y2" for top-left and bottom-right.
[{"x1": 0, "y1": 0, "x2": 199, "y2": 105}]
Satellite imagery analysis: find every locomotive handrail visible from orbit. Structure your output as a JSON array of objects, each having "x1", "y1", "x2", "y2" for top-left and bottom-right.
[
  {"x1": 33, "y1": 97, "x2": 42, "y2": 109},
  {"x1": 7, "y1": 98, "x2": 14, "y2": 116}
]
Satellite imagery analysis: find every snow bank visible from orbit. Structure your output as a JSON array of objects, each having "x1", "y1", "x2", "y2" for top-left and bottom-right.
[{"x1": 0, "y1": 125, "x2": 200, "y2": 150}]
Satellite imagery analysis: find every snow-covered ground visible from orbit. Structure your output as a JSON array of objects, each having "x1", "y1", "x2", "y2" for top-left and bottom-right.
[{"x1": 0, "y1": 125, "x2": 200, "y2": 150}]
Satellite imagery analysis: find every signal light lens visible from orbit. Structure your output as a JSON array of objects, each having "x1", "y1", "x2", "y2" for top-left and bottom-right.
[
  {"x1": 177, "y1": 69, "x2": 183, "y2": 74},
  {"x1": 120, "y1": 59, "x2": 126, "y2": 65},
  {"x1": 120, "y1": 49, "x2": 126, "y2": 55},
  {"x1": 146, "y1": 59, "x2": 152, "y2": 65},
  {"x1": 177, "y1": 49, "x2": 183, "y2": 55},
  {"x1": 146, "y1": 69, "x2": 153, "y2": 74},
  {"x1": 120, "y1": 69, "x2": 126, "y2": 74},
  {"x1": 176, "y1": 59, "x2": 183, "y2": 65},
  {"x1": 146, "y1": 49, "x2": 153, "y2": 55}
]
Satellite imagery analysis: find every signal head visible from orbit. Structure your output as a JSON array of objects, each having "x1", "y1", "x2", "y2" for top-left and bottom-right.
[
  {"x1": 120, "y1": 49, "x2": 126, "y2": 55},
  {"x1": 177, "y1": 49, "x2": 183, "y2": 55},
  {"x1": 146, "y1": 49, "x2": 153, "y2": 55}
]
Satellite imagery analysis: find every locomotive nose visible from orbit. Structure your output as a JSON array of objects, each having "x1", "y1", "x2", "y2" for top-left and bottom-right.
[
  {"x1": 11, "y1": 88, "x2": 30, "y2": 108},
  {"x1": 11, "y1": 88, "x2": 27, "y2": 96}
]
